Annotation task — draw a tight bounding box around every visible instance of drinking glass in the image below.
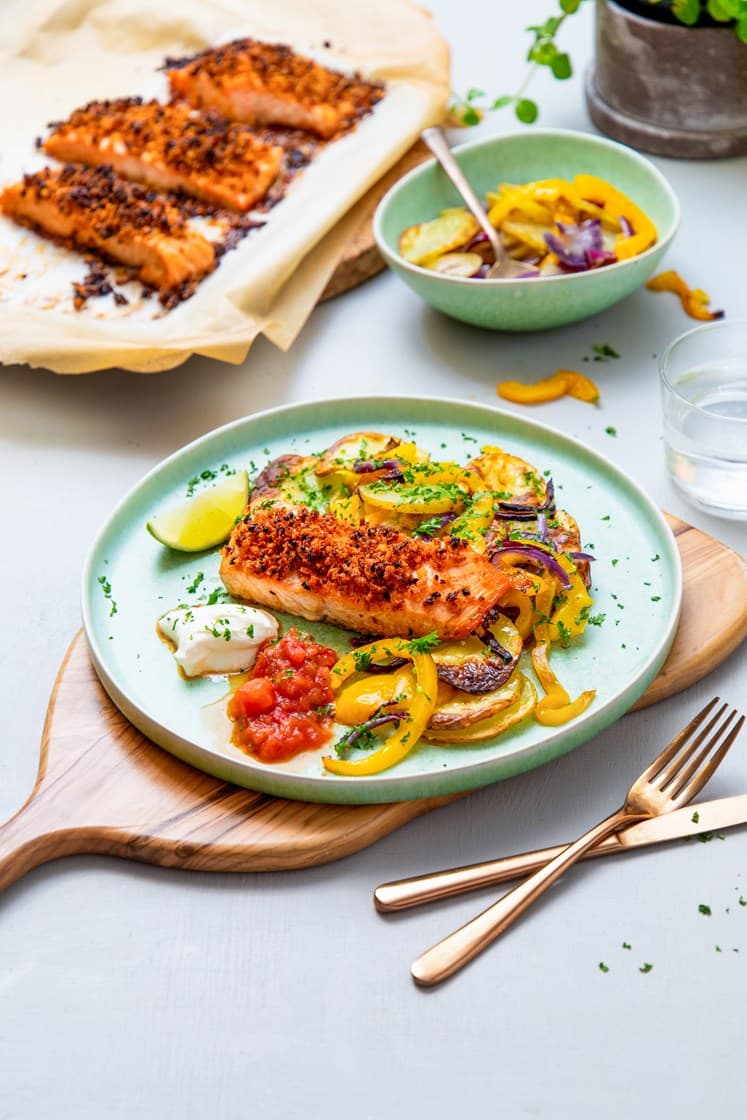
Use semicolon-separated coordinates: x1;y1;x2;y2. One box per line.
660;321;747;520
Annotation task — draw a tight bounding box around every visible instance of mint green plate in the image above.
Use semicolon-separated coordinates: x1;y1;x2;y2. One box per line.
373;129;680;331
82;397;681;805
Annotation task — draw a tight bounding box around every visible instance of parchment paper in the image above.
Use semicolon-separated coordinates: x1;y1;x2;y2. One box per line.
0;0;449;373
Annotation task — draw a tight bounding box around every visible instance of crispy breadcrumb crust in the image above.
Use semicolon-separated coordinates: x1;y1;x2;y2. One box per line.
167;38;384;137
45;98;282;211
223;506;514;613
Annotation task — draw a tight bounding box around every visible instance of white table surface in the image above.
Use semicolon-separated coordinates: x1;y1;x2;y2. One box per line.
1;3;746;1117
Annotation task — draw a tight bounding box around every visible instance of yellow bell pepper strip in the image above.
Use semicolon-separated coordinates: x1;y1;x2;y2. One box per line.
498;372;570;405
334;667;414;726
448;491;496;551
645;270;724;322
546;555;594;646
573;174;656;260
500;588;535;639
497;370;599;406
531;639;596;726
323;637;438;776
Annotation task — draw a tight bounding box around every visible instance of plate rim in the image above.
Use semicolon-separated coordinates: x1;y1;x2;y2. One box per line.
81;394;683;804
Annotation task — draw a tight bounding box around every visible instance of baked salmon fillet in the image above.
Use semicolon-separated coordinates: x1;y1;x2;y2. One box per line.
0;164;216;301
220;506;522;640
167;38;384;140
44;98;282;213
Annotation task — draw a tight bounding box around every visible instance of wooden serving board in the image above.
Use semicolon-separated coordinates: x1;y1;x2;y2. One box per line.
1;515;745;893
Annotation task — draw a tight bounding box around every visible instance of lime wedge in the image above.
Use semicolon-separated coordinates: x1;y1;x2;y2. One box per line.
146;470;249;552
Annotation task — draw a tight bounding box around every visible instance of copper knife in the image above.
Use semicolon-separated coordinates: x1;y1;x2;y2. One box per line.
374;794;747;912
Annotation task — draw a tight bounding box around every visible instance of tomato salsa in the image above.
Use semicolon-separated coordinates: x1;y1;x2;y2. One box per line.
227;629;337;762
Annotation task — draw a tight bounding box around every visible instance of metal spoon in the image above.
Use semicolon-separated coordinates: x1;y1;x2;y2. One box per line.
421;127;528;279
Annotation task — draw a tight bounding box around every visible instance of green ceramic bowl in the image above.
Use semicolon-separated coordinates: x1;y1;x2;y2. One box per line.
373;129;680;331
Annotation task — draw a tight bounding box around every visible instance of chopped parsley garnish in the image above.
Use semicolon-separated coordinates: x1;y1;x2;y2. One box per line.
622;942;631;950
651;554;660;562
413;515;447;539
605;426;617;437
591;343;620;362
352;649;373;672
186;571;204;594
408;632;440;654
97;575;118;618
691;811;700;824
206;588;230;606
246;624;254;638
698;903;712;916
598;962;609;973
557;619;572;648
639;963;653;974
651;595;661;602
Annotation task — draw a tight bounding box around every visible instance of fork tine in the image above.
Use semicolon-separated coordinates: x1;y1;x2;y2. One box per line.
662;709;738;796
654;702;730;790
668;713;745;806
638;697;720;783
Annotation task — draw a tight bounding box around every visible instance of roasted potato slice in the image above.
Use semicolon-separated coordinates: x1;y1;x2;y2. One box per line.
432;615;522;694
314;432;400;477
423;673;537;743
251;454;316;507
399;208;479;267
469;445;548;505
427;674;522;730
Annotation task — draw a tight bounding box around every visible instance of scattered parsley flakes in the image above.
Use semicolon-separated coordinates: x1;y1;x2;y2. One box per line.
698;903;712;916
739;897;746;907
97;575;118;618
587;612;606;627
651;595;661;602
651;553;660;562
407;632;440;654
611;558;619;566
591;343;620;362
186;571;204;594
598;962;609;973
605;426;617;437
601;514;610;521
639;963;653;974
715;945;722;953
622;942;631;950
691;811;700;824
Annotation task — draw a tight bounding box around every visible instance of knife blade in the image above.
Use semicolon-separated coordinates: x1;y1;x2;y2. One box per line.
373;794;747;912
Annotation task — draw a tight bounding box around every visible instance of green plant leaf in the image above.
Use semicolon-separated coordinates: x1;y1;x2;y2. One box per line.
491;95;515;109
737;13;747;40
672;0;702;24
515;98;539;124
528;40;558;65
460;106;482;126
466;87;485;101
551;51;573;78
560;0;582;12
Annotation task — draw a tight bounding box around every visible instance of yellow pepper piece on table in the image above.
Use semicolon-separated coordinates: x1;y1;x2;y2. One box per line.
323;638;438;776
645;270;724;321
497;370;599;406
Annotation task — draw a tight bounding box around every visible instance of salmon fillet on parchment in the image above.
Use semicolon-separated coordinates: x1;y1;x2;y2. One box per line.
167;38;384;140
45;99;282;213
1;165;216;300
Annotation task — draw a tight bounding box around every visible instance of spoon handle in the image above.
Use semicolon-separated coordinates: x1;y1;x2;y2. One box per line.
421;126;504;258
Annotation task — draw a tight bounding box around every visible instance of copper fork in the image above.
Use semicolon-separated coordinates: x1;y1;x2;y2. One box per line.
411;698;743;987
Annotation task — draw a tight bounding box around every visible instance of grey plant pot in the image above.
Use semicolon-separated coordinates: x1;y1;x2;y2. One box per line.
585;0;747;158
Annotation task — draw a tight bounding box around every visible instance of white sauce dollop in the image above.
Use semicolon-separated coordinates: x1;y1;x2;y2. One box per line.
158;604;278;678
